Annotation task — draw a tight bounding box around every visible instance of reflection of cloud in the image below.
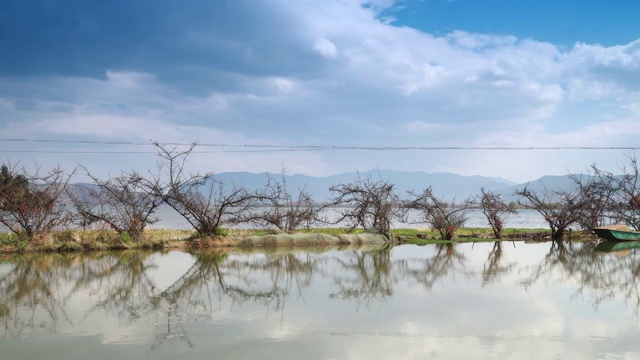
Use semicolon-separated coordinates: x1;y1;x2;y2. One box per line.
0;264;11;278
101;326;149;345
145;251;197;291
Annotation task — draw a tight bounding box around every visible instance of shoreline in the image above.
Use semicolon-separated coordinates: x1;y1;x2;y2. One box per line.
0;227;599;254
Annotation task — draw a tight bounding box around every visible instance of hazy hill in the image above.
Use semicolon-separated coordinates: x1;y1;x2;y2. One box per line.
65;171;601;204
212;170;515;202
58;182;99;204
496;174;592;202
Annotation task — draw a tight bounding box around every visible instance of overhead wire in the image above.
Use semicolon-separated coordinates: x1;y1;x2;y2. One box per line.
0;138;638;153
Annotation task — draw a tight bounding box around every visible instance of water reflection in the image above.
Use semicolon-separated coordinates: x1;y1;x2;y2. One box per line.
396;243;470;294
518;241;640;310
482;242;517;286
2;242;640;358
329;246;394;307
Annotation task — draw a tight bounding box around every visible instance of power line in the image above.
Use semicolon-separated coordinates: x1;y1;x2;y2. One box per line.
0;148;333;154
0;138;638;152
0;139;169;146
1;147;639;155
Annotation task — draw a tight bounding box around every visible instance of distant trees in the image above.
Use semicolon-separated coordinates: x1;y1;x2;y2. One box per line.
0;163;74;238
69;168;164;242
328;175;399;236
476;188;516;239
406;187;471;240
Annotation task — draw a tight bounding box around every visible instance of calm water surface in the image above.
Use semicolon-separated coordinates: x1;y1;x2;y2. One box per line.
2;242;640;359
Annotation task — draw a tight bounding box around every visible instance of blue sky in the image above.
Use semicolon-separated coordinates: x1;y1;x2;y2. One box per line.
1;0;640;183
391;1;640;47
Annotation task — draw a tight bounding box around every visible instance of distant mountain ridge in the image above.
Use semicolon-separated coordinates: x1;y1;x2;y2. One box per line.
495;175;590;202
65;171;596;203
211;170;516;201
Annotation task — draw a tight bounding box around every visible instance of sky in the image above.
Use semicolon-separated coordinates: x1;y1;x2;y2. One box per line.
1;0;640;183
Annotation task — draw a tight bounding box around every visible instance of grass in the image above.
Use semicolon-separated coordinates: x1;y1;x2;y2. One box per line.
0;229;173;253
391;227;595;244
0;226;598;254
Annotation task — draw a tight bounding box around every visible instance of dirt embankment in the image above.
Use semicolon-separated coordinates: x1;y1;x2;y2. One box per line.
168;232;391;250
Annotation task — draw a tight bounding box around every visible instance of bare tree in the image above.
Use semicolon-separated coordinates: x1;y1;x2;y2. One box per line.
69;168;164;242
515;185;584;240
327;175;399;236
576;155;640;230
248;173;319;232
0;162;74;239
406;187;471;240
476;188;516;239
614;156;640;229
152;143;258;237
570;171;618;230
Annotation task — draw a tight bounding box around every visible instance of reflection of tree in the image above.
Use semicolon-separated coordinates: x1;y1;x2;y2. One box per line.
152;251;316;312
520;241;640;311
150;303;195;350
482;242;516;287
329;246;395;308
520;241;582;289
78;252;157;319
398;244;468;291
0;249;327;348
145;250;322;349
0;254;85;337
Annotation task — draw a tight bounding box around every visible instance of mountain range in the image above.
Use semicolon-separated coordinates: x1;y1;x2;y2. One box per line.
66;170;588;203
213;170;515;201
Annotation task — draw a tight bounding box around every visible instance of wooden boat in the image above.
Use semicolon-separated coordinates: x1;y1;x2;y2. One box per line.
593;225;640;241
594;240;640;254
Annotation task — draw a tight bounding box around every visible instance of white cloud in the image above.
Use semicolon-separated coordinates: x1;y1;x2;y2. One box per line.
2;1;640;183
567;78;616;100
313;37;338;58
270;77;298;93
447;30;518;50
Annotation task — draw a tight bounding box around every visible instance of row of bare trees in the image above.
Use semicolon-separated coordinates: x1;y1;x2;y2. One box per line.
512;155;640;239
0;152;513;243
3;143;640;243
0;144;321;243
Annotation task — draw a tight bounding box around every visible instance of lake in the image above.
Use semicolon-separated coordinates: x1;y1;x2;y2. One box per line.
1;242;639;359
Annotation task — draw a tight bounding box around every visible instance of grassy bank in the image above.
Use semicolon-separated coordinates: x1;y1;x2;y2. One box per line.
395;227;599;245
0;228;390;253
0;227;599;254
